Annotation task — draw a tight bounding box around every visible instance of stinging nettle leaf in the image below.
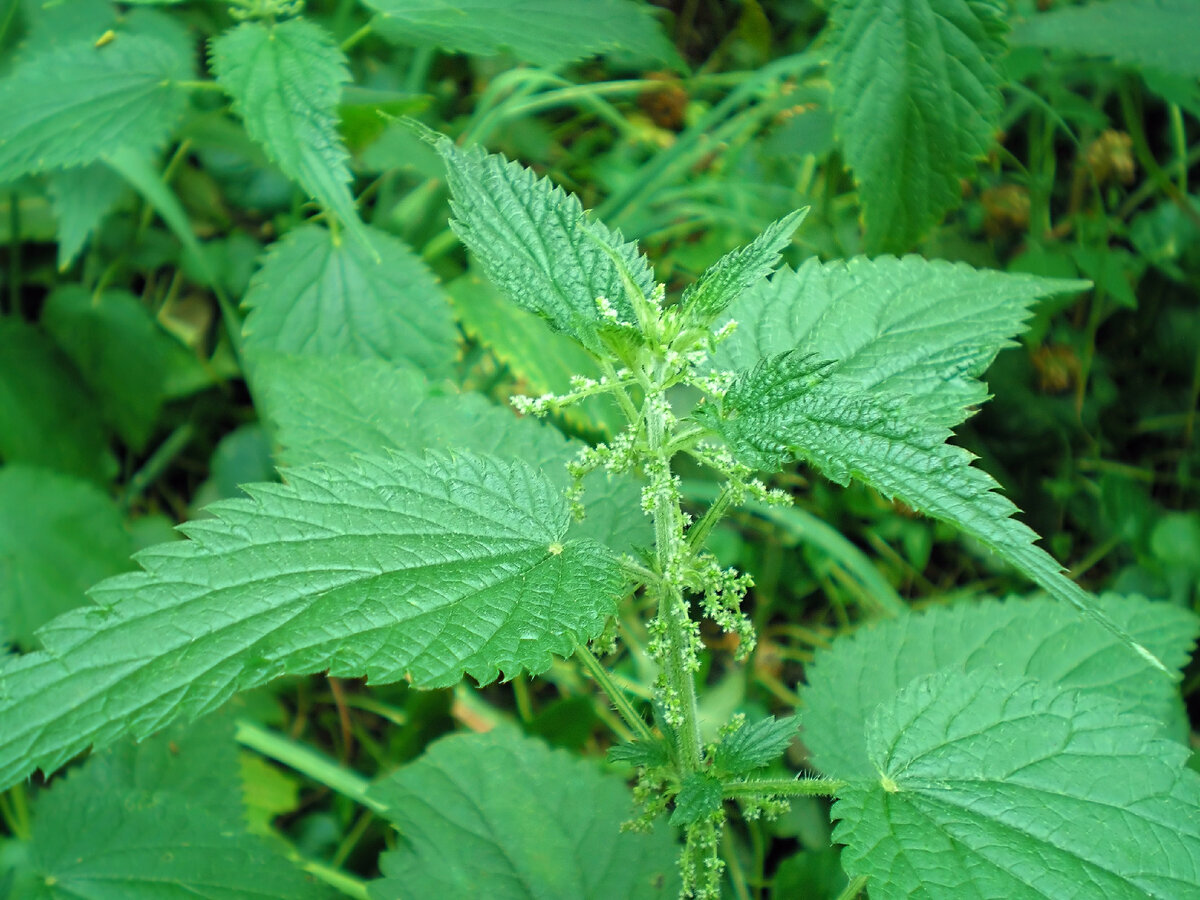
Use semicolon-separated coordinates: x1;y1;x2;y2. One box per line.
241;223;458;379
833;667;1200;899
680;208;807;325
430;133;657;354
1012;0;1200;80
10;713;332;899
368;728;680;898
828;0;1007;250
0;452;624;792
0;318;115;484
250;352;651;556
0;465;134;648
800;594;1200;782
46;163;128;269
713;715;799;775
701;258;1164;670
670;772;724;826
211;19;370;249
363;0;682;70
0;33;192;183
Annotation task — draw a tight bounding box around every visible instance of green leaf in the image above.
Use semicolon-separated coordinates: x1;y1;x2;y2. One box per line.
432;134;657;354
834;667;1200;899
448;271;624;435
0;452;623;791
707;352;1164;670
211;19;368;247
608;737;670;768
680;209;807;325
1012;0;1200;79
9;713;331;899
828;0;1007;250
701;259;1162;668
366;728;680;899
713;715;799;775
364;0;681;70
42;286;210;450
241;223;457;379
46;163;127;269
713;257;1086;428
0;465;134;648
801;594;1199;782
251;352;650;555
0;319;114;483
0;33;191;183
670;773;724;826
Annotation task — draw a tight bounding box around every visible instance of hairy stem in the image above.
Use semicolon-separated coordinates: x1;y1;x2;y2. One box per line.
575;643;656;743
643;373;704;773
722;777;845;799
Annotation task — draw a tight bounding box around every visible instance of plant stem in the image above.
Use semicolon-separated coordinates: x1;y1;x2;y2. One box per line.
340;21;372;53
643;371;704;772
303;858;370;899
120;421;195;509
574;643;656;743
722;777;844;799
235;718;380;813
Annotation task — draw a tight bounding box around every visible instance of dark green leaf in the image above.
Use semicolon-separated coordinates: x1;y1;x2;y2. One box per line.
713;715;799;775
367;728;679;899
670;773;724;826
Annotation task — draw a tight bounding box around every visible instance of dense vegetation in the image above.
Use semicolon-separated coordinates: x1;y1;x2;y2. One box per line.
1;0;1198;897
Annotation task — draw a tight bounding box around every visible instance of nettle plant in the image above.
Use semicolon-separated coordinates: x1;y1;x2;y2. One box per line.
2;1;1200;897
4;124;1200;896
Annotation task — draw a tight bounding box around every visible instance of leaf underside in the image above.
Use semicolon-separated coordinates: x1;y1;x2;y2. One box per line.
829;0;1007;250
0;452;623;792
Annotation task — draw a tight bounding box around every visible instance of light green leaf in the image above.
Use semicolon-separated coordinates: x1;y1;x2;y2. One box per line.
42;286;210;449
705;351;1165;670
834;668;1200;899
700;258;1157;666
670;773;724;826
607;737;670;768
0;465;133;648
713;258;1086;426
713;715;799;775
828;0;1007;250
0;33;191;183
9;713;331;899
0;319;114;483
46;163;127;269
801;594;1198;782
211;19;367;247
1012;0;1200;79
251;352;650;555
448;271;624;435
0;452;623;791
366;728;680;899
433;134;656;354
242;223;457;379
680;209;806;325
365;0;680;69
